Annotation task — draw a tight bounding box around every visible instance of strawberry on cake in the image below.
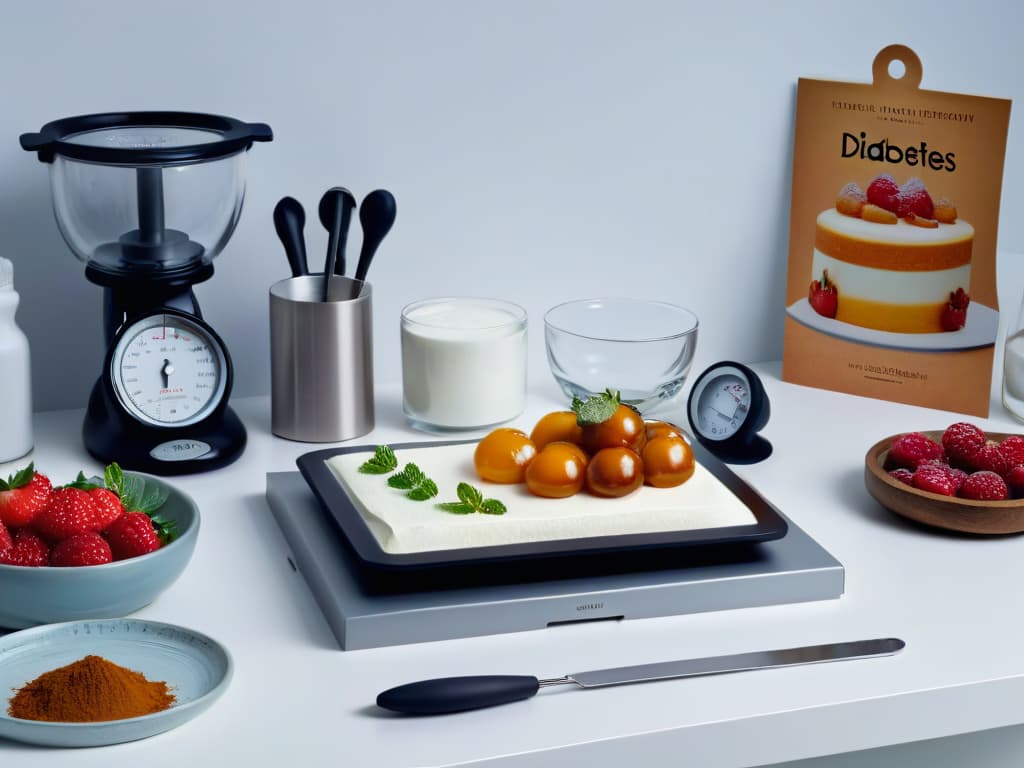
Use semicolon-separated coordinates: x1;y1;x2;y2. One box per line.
808;174;974;334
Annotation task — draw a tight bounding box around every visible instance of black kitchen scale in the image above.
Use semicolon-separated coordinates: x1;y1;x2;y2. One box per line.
21;112;273;474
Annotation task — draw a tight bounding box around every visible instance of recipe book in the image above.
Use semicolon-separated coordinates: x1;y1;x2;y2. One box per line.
782;44;1012;416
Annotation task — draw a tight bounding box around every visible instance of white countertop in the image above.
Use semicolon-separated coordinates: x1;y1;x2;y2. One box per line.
4;364;1024;767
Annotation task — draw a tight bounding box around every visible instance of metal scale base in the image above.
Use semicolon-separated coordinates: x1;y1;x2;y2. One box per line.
266;472;845;651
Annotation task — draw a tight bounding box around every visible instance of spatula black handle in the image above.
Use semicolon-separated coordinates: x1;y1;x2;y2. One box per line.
376;675;540;715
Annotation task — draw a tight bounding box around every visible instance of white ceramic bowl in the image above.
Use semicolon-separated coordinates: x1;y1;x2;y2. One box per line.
544;298;699;414
0;474;199;629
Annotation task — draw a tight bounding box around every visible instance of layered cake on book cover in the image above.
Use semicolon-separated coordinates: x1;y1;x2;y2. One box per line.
808;174;973;334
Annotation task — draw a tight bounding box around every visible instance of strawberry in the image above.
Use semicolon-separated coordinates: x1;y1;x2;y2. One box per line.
809;269;838;318
32;487;97;542
0;530;49;566
888;468;914;486
886;432;945;470
0;464;52;529
999;436;1024;469
866;174;900;213
896;177;934;219
942;422;986;467
940;288;969;332
88;488;124;531
959;471;1008;501
911;463;960;496
51;531;113;567
965;441;1011;476
104;511;163;561
0;521;12;554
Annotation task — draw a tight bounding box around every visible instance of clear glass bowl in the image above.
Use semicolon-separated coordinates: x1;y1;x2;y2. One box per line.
544;298;699;414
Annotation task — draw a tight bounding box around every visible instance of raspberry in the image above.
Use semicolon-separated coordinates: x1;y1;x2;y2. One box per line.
959;471;1009;501
965;441;1011;476
1000;436;1024;469
896;177;934;219
888;468;914;486
886;432;945;470
942;423;987;467
866;174;900;212
911;463;959;496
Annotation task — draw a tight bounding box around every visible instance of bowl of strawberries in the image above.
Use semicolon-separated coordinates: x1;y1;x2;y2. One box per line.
865;422;1024;534
0;462;199;628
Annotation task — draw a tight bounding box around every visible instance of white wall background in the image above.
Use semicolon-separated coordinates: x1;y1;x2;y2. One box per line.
1;0;1022;411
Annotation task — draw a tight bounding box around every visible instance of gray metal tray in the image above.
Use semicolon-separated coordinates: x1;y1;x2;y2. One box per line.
266;471;844;650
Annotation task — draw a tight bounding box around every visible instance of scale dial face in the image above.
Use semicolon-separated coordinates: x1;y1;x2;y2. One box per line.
109;313;229;428
688;365;753;441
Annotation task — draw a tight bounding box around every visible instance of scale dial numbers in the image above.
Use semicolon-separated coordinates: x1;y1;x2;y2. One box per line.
109;313;228;428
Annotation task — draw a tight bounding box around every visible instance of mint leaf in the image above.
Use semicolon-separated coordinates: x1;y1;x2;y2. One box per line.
571;388;621;426
479;498;507;515
436;502;475;514
407;479;438;501
456;482;483;509
358;445;398;474
387;473;415;490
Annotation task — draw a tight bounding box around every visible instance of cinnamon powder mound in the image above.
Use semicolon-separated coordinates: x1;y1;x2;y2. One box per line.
8;654;175;722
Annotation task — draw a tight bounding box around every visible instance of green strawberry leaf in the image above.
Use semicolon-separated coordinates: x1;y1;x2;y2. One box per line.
0;463;34;491
149;513;178;545
136;483;170;515
436;502;475;515
64;470;102;491
571;388;621;426
104;463;125;497
358;445;398;475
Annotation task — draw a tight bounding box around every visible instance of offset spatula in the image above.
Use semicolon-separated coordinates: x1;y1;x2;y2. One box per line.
377;637;905;715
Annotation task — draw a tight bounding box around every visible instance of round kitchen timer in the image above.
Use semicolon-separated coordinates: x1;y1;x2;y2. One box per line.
687;361;772;464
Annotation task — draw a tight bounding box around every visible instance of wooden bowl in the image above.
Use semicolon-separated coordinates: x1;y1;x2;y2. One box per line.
864;431;1024;535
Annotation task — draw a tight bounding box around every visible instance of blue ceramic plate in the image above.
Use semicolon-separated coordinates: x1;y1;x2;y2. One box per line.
0;619;231;748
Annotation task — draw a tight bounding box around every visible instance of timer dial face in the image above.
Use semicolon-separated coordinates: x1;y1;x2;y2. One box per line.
689;366;752;441
110;313;228;428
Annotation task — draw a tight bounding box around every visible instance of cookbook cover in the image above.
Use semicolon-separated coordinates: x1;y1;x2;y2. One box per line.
782;45;1011;416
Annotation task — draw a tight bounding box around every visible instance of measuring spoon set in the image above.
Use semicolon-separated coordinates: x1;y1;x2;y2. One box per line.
273;187;396;300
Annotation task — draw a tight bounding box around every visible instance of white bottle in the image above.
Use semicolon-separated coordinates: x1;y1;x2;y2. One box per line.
0;258;33;463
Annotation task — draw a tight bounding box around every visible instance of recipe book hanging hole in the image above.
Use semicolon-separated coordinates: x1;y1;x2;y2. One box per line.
872;44;922;91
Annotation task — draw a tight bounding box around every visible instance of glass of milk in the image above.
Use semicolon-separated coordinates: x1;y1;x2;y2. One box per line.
401;297;527;431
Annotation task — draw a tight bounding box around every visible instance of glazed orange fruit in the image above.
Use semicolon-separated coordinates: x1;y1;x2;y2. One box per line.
529;411;583;452
473;428;538;484
525;441;588;498
580;404;647;455
641;436;695;488
586;447;644;498
645;420;686;442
